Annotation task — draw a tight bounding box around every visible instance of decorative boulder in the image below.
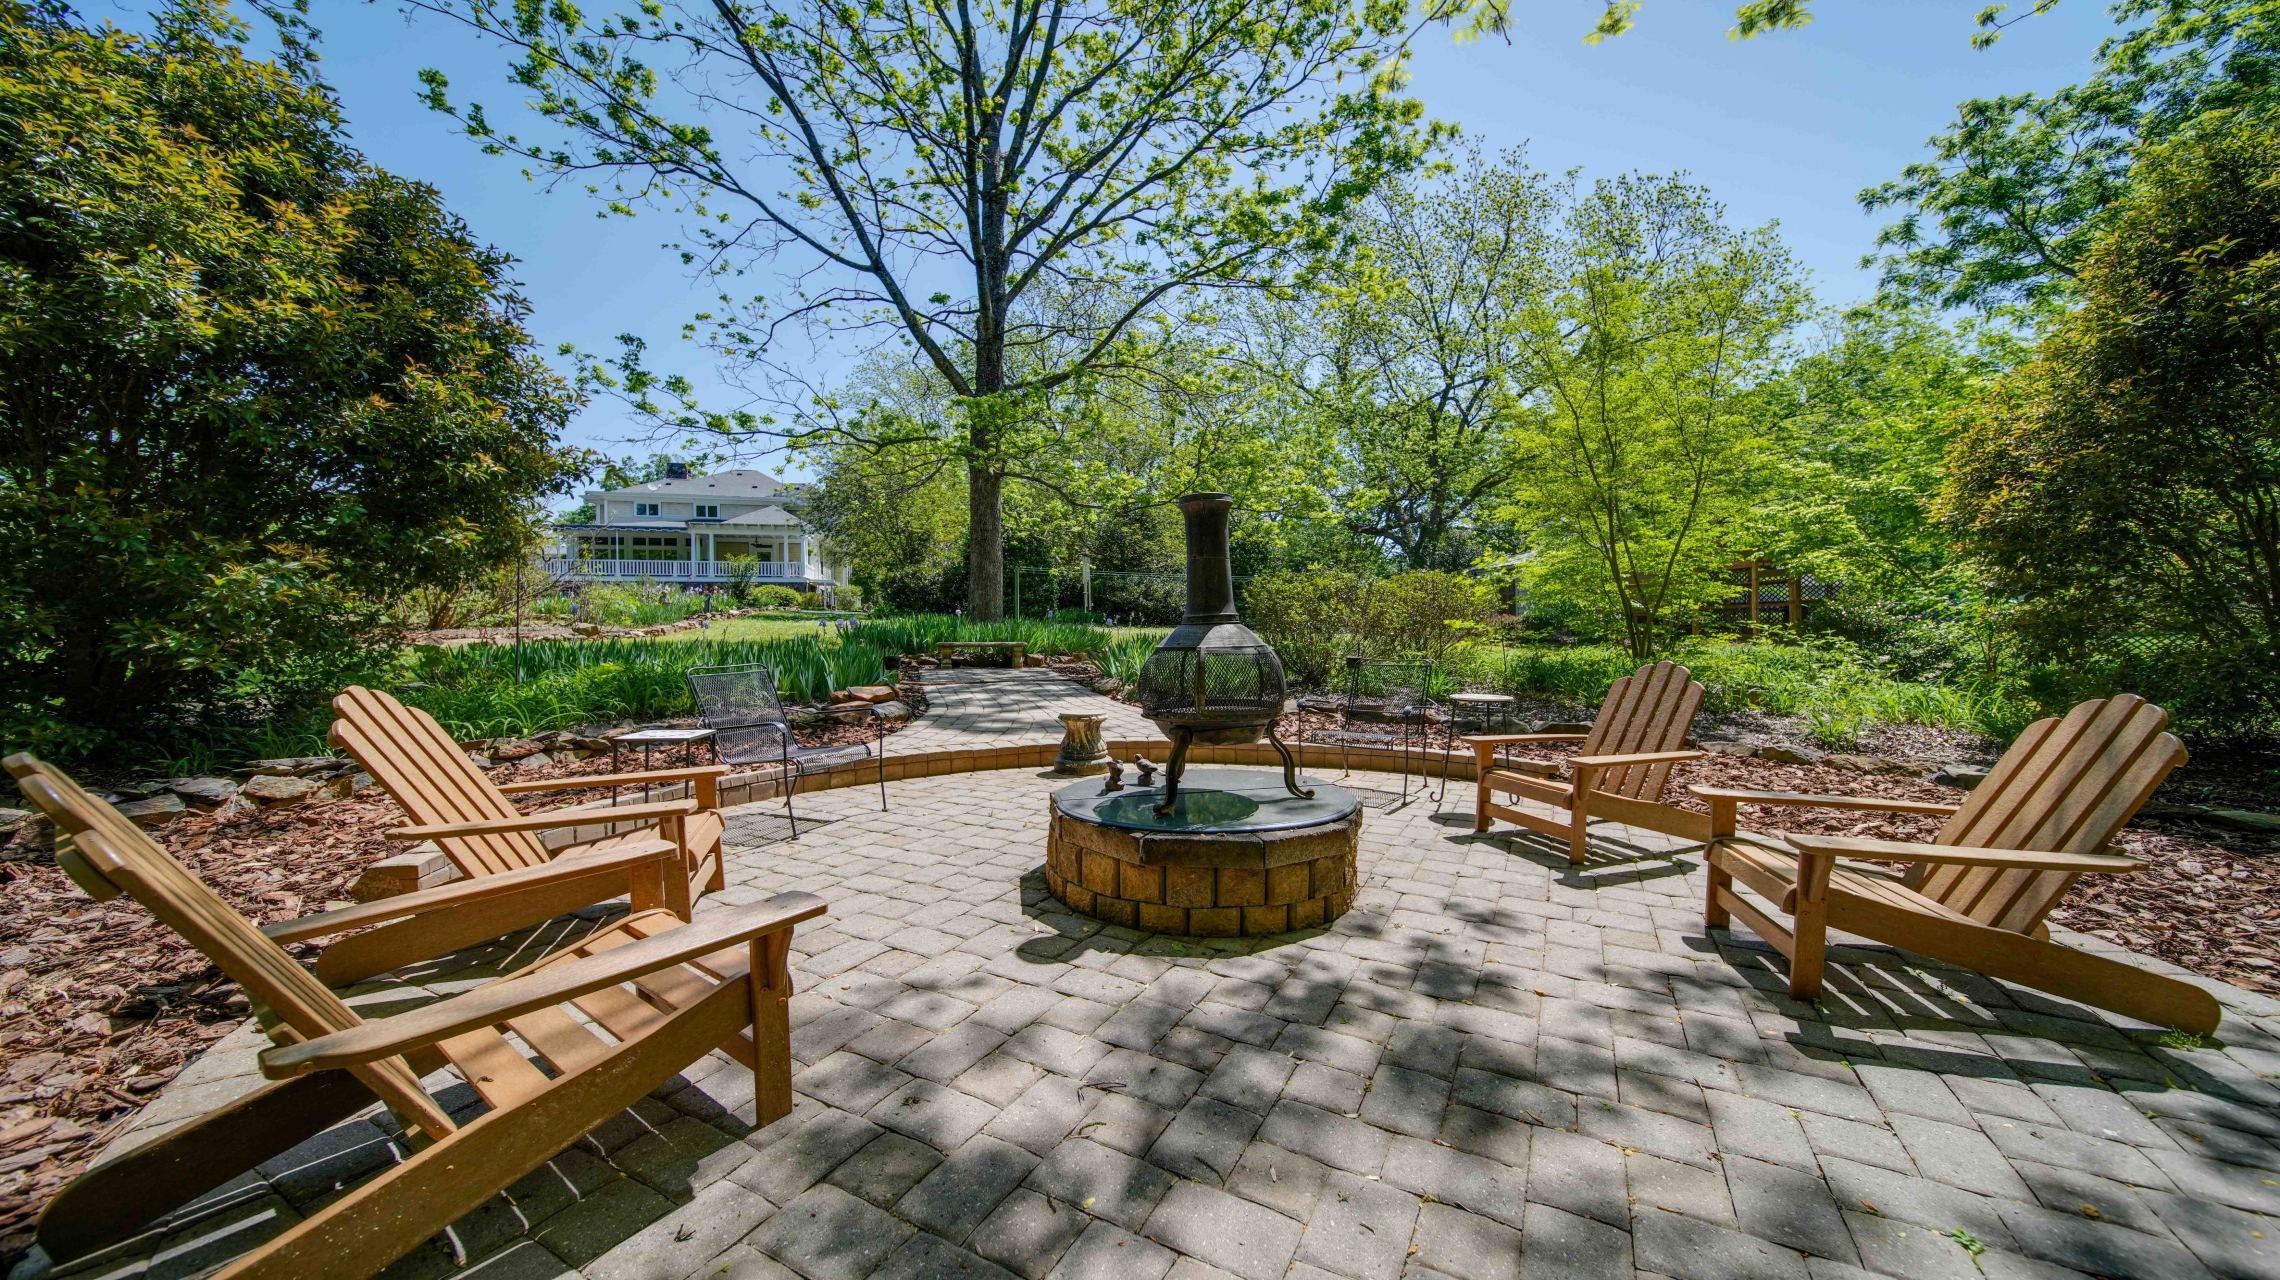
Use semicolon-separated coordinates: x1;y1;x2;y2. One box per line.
1825;753;1916;777
242;757;334;777
1931;764;1990;791
1755;744;1826;766
166;776;240;805
486;738;545;761
115;795;188;828
1698;740;1757;758
874;700;913;722
241;775;320;805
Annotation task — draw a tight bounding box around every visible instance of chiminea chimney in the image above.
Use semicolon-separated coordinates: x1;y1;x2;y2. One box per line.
1132;494;1311;813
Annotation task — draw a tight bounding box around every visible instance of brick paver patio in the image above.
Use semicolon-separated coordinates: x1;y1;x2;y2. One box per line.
886;668;1157;759
44;761;2280;1280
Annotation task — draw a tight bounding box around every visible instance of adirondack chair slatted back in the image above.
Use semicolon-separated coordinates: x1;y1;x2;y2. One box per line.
331;686;551;877
2;753;455;1138
1922;695;2186;934
1576;662;1706;801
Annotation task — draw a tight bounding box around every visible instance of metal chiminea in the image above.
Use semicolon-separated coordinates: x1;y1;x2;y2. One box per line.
1134;493;1313;813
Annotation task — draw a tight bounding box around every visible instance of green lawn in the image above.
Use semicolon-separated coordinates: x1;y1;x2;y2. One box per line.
658;615;847;643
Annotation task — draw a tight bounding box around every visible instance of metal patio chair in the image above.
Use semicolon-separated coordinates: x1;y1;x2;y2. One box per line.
686;663;888;837
1294;656;1450;807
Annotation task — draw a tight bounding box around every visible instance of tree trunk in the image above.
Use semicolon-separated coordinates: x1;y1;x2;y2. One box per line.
967;464;1005;620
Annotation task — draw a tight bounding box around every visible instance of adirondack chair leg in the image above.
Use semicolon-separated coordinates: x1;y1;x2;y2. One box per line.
1704;857;1732;929
1788;901;1829;999
36;1070;381;1264
750;930;796;1126
1566;794;1591;866
1474;772;1493;834
216;978;759;1280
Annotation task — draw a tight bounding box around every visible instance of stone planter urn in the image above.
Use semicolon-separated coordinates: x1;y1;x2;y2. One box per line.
1052;712;1111;776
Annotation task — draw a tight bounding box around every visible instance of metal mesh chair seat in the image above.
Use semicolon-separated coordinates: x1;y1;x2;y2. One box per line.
687;663;887;835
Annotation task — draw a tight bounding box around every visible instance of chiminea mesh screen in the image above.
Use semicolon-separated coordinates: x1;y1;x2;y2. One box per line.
1135;632;1287;725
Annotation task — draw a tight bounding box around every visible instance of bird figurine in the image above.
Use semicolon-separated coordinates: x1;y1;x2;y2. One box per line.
1133;755;1159;786
1101;758;1125;793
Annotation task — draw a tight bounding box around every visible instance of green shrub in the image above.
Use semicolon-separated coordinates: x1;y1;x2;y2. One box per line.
1243;570;1361;688
747;585;804;610
1362;572;1494;662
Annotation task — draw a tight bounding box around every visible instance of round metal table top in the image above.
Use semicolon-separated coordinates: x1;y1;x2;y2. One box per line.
1051;767;1360;834
1448;692;1517;704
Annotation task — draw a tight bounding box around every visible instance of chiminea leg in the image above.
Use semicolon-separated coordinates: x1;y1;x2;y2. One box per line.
1153;733;1192;816
1268;728;1316;801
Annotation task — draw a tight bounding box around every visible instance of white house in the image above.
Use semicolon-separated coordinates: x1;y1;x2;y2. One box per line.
547;465;848;587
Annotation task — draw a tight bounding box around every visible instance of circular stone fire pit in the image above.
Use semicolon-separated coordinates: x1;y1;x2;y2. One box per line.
1044;767;1361;936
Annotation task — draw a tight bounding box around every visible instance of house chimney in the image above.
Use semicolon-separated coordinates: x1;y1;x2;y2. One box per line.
664;461;690;480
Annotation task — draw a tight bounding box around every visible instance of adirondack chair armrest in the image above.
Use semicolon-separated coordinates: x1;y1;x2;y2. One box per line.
384;799;697;842
1571;749;1703;770
258;891;830;1078
1467;734;1586;765
495;764;734;795
258;839;681;945
1687;785;1962;838
1784;833;2146;874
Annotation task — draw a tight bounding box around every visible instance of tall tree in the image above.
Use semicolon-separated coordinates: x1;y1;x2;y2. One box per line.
1862;0;2280;312
1495;174;1805;659
1245;148;1554;570
0;0;581;757
411;0;1439;617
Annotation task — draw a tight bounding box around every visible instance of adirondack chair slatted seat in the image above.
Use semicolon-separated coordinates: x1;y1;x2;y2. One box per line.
5;752;825;1276
325;686;730;984
1468;661;1709;864
1696;694;2220;1034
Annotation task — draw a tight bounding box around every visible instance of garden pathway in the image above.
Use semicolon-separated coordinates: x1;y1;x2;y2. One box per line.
41;766;2280;1280
885;667;1156;758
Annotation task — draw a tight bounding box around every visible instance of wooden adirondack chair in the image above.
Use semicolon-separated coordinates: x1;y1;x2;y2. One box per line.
1468;661;1709;864
323;685;731;985
5;751;824;1276
1695;694;2219;1034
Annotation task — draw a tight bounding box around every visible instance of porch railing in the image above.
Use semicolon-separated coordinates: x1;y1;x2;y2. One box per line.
543;557;806;582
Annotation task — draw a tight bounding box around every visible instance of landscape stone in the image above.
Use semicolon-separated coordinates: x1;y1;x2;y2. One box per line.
1699;739;1757;757
240;774;320;805
114;794;188;827
1931;763;1990;790
165;776;240;805
486;737;546;761
1755;744;1826;766
1824;753;1914;776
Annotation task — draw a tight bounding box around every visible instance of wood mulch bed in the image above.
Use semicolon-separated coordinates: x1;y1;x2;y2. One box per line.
0;720;900;1264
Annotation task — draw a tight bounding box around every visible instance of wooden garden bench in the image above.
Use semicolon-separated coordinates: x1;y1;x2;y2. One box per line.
4;752;824;1275
1467;661;1709;864
935;639;1026;667
1697;693;2219;1034
322;686;730;984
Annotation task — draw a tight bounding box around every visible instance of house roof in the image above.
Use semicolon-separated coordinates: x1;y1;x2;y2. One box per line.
592;468;793;500
710;506;803;529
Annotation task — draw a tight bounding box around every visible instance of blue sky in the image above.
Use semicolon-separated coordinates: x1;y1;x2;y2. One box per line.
106;0;2119;471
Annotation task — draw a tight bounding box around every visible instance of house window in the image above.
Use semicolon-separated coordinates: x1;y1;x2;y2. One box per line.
694;504;719;519
635;501;661;516
625;535;683;561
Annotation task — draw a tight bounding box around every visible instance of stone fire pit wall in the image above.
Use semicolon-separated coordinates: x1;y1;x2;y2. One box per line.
1044;803;1359;936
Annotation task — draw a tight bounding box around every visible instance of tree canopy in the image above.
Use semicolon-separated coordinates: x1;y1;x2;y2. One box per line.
1941;108;2280;724
0;0;582;756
